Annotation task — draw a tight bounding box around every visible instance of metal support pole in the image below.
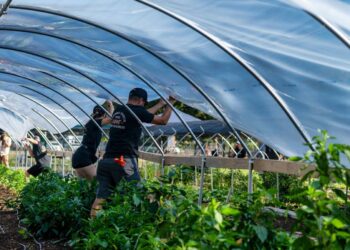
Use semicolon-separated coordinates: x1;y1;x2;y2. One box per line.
0;0;12;17
0;22;212;199
160;157;165;176
0;45;165;159
33;126;56;151
137;0;314;151
0;70;109;139
226;170;235;203
210;168;214;191
276;173;280;201
17;91;81;144
31;108;73;151
62;153;65;176
198;159;206;206
248;158;254;195
8;6;251;158
0;27;206;167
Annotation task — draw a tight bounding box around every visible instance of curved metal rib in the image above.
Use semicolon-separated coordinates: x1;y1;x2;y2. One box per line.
0;45;164;156
300;6;350;49
0;70;109;138
16;88;81;144
136;0;314;152
0;0;12;17
30;107;73;151
9;5;247;158
0;27;206;160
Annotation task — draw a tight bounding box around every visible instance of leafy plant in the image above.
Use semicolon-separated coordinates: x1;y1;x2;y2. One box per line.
291;130;350;249
71;177;290;249
0;165;26;193
19;172;96;239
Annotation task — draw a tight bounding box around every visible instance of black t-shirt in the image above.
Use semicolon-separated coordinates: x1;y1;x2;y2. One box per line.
104;104;154;158
265;146;279;160
234;146;247;159
81;118;103;155
33;142;50;165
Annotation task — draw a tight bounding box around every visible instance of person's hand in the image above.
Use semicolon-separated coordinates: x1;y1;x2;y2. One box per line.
158;98;166;106
105;100;113;108
168;96;176;105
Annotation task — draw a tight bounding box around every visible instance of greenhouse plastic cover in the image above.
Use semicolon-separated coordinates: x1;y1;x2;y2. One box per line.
0;0;349;158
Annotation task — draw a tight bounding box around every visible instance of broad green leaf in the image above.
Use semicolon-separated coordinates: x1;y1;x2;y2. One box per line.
133;194;141;206
289;156;303;162
253;225;268;243
221;206;240;216
345;150;350;162
331;218;346;229
214;210;223;224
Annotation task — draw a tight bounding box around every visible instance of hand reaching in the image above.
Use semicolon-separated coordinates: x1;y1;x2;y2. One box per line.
168;96;176;105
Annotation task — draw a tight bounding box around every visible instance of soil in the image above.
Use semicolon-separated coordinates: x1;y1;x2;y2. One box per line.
0;185;70;250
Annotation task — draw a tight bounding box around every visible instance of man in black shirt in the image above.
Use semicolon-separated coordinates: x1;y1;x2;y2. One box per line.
24;136;51;177
91;88;175;217
233;142;247;159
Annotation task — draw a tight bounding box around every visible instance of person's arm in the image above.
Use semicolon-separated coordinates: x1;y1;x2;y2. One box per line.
151;97;176;125
25;138;39;145
101;100;114;125
147;99;166;114
4;138;11;147
105;100;114;115
25;143;34;157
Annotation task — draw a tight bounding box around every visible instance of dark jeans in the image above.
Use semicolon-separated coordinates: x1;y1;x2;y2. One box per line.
96;157;140;199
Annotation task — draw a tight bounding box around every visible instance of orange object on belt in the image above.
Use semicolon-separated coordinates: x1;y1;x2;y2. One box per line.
114;155;126;167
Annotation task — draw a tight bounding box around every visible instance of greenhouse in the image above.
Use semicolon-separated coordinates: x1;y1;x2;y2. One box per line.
0;0;349;249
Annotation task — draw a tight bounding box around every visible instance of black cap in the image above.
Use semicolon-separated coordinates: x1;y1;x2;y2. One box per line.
92;105;106;117
129;88;148;104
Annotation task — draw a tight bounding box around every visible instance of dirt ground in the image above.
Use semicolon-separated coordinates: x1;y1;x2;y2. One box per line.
0;185;70;250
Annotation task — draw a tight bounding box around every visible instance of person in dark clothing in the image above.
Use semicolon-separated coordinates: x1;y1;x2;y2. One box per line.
265;145;280;160
72;100;114;180
24;136;52;177
233;142;247;159
91;88;175;217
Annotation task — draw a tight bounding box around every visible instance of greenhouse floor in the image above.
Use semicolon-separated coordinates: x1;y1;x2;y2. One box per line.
0;185;68;250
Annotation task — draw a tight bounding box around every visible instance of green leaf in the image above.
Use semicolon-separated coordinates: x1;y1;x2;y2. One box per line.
345;150;350;162
292;236;314;249
221;206;240;216
214;210;223;224
289;156;303;162
331;218;346;229
133;194;141;206
253;225;268;243
337;231;350;238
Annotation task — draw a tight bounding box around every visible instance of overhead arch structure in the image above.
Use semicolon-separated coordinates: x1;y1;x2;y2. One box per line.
0;0;349;161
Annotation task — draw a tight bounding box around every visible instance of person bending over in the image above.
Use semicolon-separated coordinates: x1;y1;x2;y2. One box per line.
91;88;175;217
72;100;114;180
24;136;51;177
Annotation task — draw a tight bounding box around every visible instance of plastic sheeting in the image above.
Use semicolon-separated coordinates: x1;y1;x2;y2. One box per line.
148;120;228;137
0;0;348;158
0;95;33;140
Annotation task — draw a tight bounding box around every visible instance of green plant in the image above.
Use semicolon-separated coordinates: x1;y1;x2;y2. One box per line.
291;130;350;249
0;165;26;193
19;172;96;239
261;172;306;206
71;176;291;250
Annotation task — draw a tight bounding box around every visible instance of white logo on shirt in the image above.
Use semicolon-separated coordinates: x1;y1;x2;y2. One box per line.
111;112;126;129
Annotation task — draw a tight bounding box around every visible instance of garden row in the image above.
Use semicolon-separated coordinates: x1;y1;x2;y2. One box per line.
1;132;349;249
